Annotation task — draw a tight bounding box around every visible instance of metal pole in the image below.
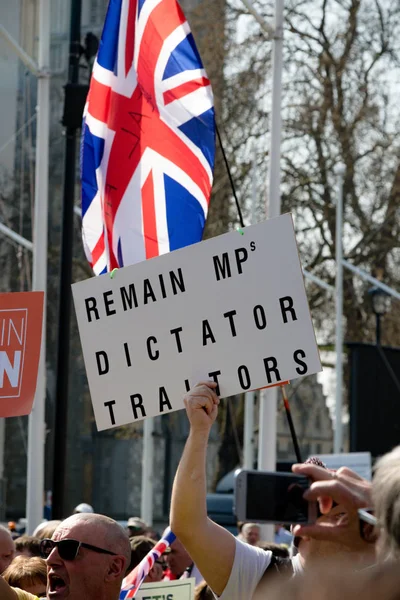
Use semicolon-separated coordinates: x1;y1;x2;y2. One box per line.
244;392;255;469
141;418;154;526
0;419;4;481
0;24;40;76
0;222;33;251
0;418;5;521
303;269;334;293
26;0;50;534
342;260;400;302
266;0;284;218
334;163;345;454
244;147;257;469
376;314;381;346
52;0;82;519
258;0;284;542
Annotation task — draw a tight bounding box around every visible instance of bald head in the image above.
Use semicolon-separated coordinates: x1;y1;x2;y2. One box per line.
242;523;260;546
47;514;131;600
0;526;15;574
53;513;131;564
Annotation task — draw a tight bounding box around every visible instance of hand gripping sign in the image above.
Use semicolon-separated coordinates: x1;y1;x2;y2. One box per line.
0;292;44;417
72;214;322;431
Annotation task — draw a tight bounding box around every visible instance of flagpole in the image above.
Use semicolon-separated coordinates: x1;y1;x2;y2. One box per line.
334;163;345;453
26;0;51;534
0;418;5;521
258;0;284;542
141;418;154;525
244;146;258;469
52;0;82;519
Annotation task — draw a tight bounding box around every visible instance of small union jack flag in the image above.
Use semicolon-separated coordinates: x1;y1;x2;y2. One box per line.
119;528;176;599
81;0;215;275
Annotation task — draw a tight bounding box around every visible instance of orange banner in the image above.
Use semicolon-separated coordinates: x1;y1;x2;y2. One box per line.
0;292;44;417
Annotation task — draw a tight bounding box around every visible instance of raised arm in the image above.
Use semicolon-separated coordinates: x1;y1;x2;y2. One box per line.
170;382;236;597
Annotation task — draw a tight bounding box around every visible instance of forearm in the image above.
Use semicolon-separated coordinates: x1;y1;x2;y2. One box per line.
170;426;235;596
170;428;209;537
171;384;235;596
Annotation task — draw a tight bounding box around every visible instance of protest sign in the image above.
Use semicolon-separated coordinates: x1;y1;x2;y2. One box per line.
72;214;322;430
0;291;44;417
135;578;195;600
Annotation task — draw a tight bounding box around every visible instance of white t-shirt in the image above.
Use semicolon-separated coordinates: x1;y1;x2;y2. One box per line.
213;538;272;600
213;539;304;599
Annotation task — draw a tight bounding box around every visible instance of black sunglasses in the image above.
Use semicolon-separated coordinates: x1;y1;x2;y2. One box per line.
40;538;118;561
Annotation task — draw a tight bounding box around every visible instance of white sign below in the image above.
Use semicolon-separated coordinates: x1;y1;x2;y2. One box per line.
72;214;321;430
135;578;195;600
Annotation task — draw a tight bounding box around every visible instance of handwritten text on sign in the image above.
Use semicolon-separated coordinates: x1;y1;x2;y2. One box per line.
72;214;321;430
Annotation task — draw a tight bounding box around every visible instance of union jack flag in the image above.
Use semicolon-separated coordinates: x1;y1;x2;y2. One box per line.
81;0;215;275
119;528;176;599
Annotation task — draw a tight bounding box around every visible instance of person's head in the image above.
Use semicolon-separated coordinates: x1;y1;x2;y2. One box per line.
15;535;42;557
42;513;131;600
33;521;63;540
258;541;290;559
373;445;400;560
146;528;161;542
0;525;15;573
73;503;94;515
165;537;192;577
241;523;260;546
3;555;47;597
194;581;214;600
126;536;163;583
126;517;148;538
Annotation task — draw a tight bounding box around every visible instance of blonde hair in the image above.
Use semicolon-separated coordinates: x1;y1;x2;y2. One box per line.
373;445;400;558
3;555;47;590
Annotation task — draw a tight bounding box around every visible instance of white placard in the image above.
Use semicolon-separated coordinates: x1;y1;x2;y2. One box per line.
135;578;195;600
314;452;372;480
72;214;321;430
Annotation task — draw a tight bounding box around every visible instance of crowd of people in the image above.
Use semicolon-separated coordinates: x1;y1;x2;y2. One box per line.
0;380;400;599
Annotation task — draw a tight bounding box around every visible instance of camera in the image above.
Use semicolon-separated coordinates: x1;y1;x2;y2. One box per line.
234;469;317;525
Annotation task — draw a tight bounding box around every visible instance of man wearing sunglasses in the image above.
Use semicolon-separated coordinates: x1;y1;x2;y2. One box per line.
1;513;131;600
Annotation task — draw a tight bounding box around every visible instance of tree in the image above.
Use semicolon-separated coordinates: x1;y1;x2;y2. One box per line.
201;0;400;476
282;0;400;346
220;0;400;346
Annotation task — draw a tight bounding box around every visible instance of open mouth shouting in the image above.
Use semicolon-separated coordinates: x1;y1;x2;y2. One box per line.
48;573;68;598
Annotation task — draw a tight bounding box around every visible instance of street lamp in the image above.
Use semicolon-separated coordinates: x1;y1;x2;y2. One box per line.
368;287;392;345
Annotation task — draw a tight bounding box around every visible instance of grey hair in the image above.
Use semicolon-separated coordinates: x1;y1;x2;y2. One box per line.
372;445;400;558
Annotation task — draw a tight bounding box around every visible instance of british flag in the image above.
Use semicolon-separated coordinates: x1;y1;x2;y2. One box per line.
81;0;215;275
119;528;176;599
